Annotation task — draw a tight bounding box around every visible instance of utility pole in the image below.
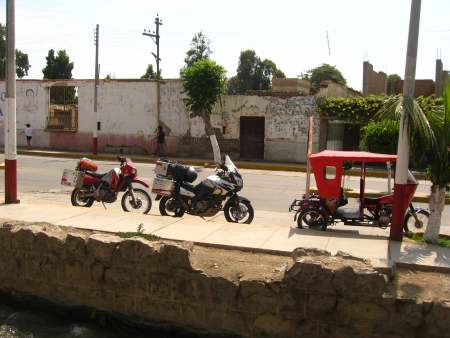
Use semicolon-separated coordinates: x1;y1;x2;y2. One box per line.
390;0;422;241
92;24;100;155
142;15;162;126
305;114;314;198
4;0;19;204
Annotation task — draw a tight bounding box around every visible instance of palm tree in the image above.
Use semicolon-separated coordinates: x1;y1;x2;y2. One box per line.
423;84;450;242
375;86;449;243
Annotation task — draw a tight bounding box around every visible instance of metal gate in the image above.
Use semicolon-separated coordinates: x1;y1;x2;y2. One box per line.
240;117;265;159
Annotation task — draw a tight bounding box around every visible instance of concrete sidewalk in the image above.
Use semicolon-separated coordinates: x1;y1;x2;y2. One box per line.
1;197;449;272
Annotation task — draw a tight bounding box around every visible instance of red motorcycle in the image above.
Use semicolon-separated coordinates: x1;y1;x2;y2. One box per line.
62;157;152;213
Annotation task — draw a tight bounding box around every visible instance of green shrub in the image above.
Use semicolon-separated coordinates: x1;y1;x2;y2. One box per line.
361;120;399;154
316;95;443;124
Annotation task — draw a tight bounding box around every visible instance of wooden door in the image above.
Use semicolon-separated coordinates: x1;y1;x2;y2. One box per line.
240;117;265;159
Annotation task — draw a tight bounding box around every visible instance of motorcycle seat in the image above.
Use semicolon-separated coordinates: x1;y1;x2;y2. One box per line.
87;171;105;179
364;197;379;205
181;182;200;193
335;207;361;220
181;182;205;195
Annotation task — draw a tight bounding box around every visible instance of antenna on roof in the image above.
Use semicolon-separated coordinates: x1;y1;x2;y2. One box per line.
326;30;331;56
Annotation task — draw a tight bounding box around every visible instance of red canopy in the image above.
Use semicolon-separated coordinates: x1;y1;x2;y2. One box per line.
309;150;397;163
309;151;396;198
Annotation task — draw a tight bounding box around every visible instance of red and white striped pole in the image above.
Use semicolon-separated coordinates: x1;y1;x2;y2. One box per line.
92;24;99;155
4;0;19;204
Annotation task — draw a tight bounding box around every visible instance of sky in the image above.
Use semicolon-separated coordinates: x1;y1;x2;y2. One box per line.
0;0;449;91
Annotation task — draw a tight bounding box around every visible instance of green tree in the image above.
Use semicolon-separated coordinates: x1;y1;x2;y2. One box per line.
228;49;285;94
0;23;31;79
387;74;402;95
375;89;449;243
423;84;450;242
42;49;75;104
184;31;212;67
180;59;226;163
141;64;160;79
42;49;74;79
302;63;346;93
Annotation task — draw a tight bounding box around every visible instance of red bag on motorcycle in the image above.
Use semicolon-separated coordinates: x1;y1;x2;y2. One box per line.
78;158;98;172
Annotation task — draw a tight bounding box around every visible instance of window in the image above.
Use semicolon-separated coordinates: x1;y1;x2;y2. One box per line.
324;166;336;180
46;86;78;131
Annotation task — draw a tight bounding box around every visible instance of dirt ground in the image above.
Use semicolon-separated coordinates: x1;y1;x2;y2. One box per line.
191;245;293;283
387;267;450;302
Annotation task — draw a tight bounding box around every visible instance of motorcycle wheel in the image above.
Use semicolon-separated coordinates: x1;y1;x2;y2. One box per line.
297;208;327;231
159;196;185;217
404;209;430;233
71;188;94;207
121;188;152;214
224;200;254;224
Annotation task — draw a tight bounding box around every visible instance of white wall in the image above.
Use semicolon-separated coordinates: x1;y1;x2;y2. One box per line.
0;79;319;162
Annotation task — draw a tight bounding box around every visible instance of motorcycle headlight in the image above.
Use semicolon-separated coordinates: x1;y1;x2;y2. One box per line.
235;175;243;188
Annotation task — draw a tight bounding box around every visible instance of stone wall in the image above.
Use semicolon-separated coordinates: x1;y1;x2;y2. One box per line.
272;78;310;95
0;223;449;338
362;61;387;96
390;79;435;97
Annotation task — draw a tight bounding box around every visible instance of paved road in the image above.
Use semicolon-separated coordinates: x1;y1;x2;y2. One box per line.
1;155;449;228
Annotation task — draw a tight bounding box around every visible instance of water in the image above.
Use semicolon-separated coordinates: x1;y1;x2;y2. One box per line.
0;303;184;338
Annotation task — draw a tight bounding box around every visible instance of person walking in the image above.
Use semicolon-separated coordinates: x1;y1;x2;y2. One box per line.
25;124;33;149
155;125;166;157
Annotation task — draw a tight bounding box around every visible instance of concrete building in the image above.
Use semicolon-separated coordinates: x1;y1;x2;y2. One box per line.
0;79;319;163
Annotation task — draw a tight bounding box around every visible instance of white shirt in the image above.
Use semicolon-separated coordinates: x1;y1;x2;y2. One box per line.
25;127;32;137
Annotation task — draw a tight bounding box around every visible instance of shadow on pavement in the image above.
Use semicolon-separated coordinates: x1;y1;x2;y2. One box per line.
390;240;450;267
288;226;388;241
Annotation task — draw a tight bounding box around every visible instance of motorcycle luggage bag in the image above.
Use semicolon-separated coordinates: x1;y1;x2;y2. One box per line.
152;177;175;196
78;158;98;172
167;163;197;182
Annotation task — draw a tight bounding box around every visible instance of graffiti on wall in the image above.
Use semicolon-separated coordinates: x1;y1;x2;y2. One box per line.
24;88;38;112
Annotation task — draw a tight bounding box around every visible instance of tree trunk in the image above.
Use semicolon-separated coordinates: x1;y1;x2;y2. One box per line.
202;113;221;164
423;184;446;243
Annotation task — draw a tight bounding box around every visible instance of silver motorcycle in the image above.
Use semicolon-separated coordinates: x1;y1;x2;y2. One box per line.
152;155;254;224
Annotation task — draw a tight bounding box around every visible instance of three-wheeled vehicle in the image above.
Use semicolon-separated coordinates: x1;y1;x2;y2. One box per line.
289;150;429;232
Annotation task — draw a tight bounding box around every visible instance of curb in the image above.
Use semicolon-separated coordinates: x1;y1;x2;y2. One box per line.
16;149;429;179
18;149;309;172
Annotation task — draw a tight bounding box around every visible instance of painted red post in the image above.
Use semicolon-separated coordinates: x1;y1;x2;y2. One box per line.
4;0;19;204
390;0;422;241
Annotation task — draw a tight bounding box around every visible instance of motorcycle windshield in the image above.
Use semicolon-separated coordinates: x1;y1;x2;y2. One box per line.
224;155;238;173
